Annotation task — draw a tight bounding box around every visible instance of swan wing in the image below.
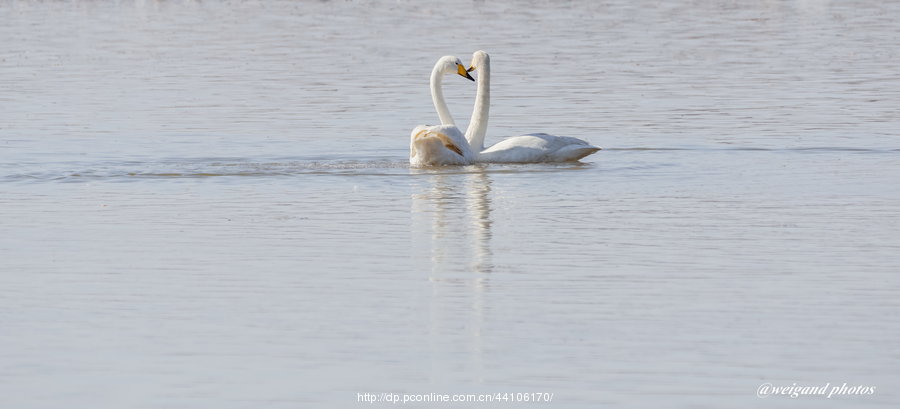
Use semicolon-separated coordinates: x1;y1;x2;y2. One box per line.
477;133;600;163
409;124;475;166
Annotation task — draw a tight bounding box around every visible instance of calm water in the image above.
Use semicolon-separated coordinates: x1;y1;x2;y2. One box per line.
2;1;900;408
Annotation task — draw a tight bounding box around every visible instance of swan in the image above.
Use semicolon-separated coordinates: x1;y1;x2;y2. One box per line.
465;50;601;163
409;56;478;167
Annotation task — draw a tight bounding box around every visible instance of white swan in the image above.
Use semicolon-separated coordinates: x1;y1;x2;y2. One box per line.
465;50;601;163
409;56;478;167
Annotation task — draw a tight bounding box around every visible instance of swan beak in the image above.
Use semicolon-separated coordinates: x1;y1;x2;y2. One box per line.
457;64;475;81
467;66;475;72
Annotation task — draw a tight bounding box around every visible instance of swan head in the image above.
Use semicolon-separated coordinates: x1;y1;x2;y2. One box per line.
467;50;489;73
409;125;472;166
438;56;475;81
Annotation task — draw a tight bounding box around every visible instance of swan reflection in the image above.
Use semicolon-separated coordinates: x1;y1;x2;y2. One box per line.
410;166;493;382
411;166;493;275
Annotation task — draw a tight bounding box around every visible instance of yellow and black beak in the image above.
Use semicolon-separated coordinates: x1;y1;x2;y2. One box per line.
467;65;475;72
457;64;475;81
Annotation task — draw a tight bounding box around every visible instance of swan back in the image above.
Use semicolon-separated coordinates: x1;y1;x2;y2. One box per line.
476;133;601;163
409;124;476;166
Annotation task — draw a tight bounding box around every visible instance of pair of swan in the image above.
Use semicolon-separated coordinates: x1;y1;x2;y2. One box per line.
409;51;601;166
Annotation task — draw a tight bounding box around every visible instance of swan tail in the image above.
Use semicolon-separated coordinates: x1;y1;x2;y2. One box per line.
553;144;602;162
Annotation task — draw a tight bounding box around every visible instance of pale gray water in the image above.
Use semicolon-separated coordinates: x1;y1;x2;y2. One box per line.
2;0;900;408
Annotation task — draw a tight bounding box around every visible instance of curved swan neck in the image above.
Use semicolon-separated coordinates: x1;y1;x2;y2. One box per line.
466;55;490;151
431;63;455;126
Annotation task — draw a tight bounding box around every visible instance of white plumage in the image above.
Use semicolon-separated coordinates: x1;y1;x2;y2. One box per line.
409;52;600;166
465;50;601;163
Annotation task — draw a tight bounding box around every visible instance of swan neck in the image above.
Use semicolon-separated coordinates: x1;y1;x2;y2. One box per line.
431;65;455;126
466;58;490;151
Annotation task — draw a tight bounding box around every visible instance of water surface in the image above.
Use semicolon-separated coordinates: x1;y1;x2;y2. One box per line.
2;1;899;408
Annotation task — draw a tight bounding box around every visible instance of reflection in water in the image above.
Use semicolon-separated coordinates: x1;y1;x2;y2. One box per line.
411;167;494;385
466;170;494;274
411;167;494;275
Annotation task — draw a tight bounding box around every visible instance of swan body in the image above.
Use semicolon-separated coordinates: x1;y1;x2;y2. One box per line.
466;51;601;163
409;56;476;167
409;124;475;166
478;133;601;163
